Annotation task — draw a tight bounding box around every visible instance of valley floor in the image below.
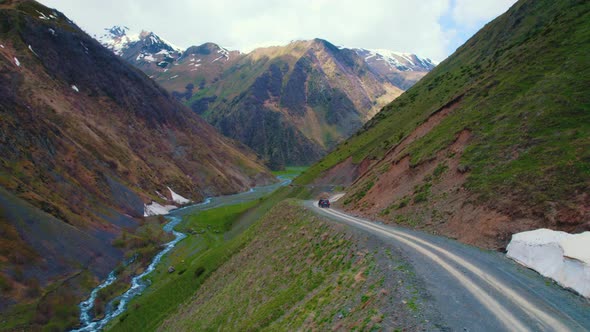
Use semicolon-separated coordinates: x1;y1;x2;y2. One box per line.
155;200;444;331
105;191;444;331
88;178;588;331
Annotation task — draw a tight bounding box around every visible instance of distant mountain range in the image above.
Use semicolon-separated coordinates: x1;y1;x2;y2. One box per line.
354;48;436;90
97;27;436;168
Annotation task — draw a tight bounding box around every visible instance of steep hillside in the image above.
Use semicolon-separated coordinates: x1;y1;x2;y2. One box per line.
299;0;590;249
101;34;436;168
188;39;405;169
0;0;272;327
109;199;441;331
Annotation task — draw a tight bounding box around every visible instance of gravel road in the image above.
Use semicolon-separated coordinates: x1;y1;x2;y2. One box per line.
305;201;590;332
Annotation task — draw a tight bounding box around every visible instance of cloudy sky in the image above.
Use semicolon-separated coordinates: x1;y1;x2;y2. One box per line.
39;0;517;63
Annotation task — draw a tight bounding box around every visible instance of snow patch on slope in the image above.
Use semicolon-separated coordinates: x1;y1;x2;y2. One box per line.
28;45;39;57
143;202;177;217
36;10;53;20
561;233;590;263
507;229;590;298
14;57;20;67
217;46;230;60
168;187;191;205
143;187;191;216
137;53;157;62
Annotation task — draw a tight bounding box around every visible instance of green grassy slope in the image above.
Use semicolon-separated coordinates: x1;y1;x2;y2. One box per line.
153;201;434;331
106;185;306;331
105;179;435;331
298;0;590;215
106;202;259;331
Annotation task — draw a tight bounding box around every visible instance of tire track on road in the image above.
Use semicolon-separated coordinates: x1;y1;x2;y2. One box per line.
312;204;576;331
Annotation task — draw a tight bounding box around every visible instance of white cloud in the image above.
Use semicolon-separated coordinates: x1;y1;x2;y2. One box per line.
452;0;518;28
38;0;516;63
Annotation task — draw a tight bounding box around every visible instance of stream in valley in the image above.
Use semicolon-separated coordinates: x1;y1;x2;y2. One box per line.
72;177;292;331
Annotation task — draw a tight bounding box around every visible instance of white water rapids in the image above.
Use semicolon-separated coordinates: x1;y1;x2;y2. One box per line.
72;198;210;331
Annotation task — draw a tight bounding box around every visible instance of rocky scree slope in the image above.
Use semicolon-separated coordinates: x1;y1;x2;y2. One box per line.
0;0;272;323
299;0;590;250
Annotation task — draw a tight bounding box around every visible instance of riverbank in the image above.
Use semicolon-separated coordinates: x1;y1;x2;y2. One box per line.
106;182;308;330
129;200;438;331
71;170;301;330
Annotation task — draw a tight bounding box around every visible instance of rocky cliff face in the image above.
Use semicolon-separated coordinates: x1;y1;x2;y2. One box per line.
0;0;272;323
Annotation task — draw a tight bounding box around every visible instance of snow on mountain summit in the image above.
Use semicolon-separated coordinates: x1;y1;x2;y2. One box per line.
97;26;181;56
107;25;127;38
137;30;182;53
97;26;183;69
355;48;436;72
96;26;140;55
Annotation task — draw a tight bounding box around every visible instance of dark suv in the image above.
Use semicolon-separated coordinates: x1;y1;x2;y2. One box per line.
318;199;331;208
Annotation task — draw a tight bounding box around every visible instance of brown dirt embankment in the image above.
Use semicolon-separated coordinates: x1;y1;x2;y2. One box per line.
323;96;572;251
343;128;539;250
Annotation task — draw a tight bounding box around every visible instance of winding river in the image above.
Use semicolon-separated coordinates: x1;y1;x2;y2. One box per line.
73;177;292;331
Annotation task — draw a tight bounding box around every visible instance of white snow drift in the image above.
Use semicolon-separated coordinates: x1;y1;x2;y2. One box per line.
167;187;191;205
507;229;590;298
143;201;177;217
143;187;191;216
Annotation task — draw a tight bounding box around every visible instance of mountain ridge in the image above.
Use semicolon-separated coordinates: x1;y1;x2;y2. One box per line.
189;38;405;168
97;27;434;91
97;29;435;168
298;0;590;249
354;48;436;89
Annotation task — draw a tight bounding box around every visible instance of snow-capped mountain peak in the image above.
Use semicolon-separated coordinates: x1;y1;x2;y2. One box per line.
138;31;182;53
97;26;182;68
354;48;436;72
96;25;140;56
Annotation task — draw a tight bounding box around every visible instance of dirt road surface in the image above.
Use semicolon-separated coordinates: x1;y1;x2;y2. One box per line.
306;201;590;331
